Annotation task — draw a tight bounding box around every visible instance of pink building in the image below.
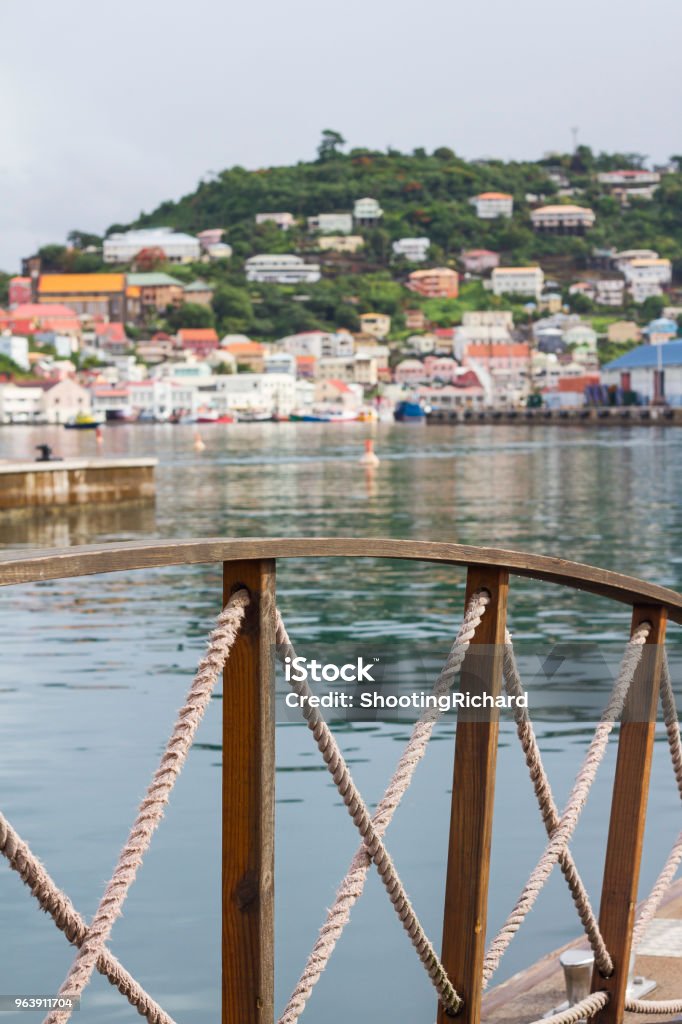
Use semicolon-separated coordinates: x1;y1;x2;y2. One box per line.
9;277;32;307
460;250;500;274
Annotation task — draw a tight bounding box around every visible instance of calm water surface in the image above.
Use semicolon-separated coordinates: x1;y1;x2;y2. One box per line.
0;423;680;1022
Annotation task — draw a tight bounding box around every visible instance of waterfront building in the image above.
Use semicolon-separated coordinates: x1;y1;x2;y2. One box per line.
491;266;544;298
126;379;201;420
255;212;295;230
38;274;127;320
392;237;430;262
307;212;353;234
245;254;321;284
126;273;184;312
103;228;200;264
314;378;362;412
407;267;459;298
316;235;364;253
462;342;530;405
215;372;297;416
395;359;427;385
358;313;391;339
601;340;682;405
0;377;91;424
530;205;595;233
353;197;383;227
471;193;513;219
460;250;500;274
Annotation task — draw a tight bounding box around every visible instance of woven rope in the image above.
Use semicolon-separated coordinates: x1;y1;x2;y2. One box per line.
483;622;651;983
277;591;490;1024
501;633;613;978
42;589;250;1024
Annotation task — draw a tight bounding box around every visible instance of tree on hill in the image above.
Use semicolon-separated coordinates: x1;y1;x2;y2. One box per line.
166;303;215;330
317;129;346;162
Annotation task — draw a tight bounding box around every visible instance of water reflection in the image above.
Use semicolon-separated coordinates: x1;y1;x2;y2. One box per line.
0;499;155;549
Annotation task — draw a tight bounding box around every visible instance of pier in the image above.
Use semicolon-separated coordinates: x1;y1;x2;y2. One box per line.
0;457;157;510
426;406;682;426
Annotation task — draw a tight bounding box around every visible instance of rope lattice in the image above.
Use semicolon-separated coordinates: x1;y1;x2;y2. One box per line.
276;590;490;1024
1;586;681;1024
483;622;651;984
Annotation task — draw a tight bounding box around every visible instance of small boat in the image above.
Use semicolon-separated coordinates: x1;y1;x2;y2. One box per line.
64;413;104;430
356;409;378;422
289;408;356;423
236;410;272;423
394;400;426;422
196;412;235;424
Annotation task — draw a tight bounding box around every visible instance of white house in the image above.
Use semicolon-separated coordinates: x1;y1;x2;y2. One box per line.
530;205;595;233
471;193;513;219
598;170;660;187
392;238;430;262
279;330;354;359
103;227;200;264
264;352;296;375
0;378;91;424
255;212;295;230
613;250;659;271
0;383;44;423
0;334;29;371
307;212;353;234
353;197;383;226
245;254;321;284
214;373;297;416
491;266;544;299
127;379;201;420
622;259;672;303
595;280;625;306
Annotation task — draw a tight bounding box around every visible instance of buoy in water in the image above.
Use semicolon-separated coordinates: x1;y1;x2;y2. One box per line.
193;432;206;452
360;438;379;466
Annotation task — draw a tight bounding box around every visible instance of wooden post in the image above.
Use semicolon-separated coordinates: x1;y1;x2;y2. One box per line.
438;566;509;1024
590;605;667;1024
222;559;276;1024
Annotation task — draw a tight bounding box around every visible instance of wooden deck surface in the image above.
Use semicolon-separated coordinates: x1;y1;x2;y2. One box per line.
482;878;682;1023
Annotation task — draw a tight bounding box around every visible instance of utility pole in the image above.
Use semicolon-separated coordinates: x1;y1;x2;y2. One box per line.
571;126;579;153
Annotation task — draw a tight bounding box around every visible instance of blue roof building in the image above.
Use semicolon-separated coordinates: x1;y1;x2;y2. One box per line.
602;341;682;406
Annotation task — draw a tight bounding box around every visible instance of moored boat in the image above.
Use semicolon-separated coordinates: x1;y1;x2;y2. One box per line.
64;413;104;430
394;399;426;422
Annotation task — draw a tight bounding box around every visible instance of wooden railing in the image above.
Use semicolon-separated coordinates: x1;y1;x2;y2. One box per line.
1;538;680;1024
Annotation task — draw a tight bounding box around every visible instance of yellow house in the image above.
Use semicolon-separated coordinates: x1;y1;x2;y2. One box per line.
317;235;364;254
38;274;128;321
359;312;391;339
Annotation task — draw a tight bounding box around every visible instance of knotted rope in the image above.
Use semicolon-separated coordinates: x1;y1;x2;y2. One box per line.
42;588;251;1024
501;633;613;978
483;621;651;983
277;591;490;1024
529;991;610;1024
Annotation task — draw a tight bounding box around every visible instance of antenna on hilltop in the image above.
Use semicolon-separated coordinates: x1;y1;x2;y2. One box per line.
571;126;579;153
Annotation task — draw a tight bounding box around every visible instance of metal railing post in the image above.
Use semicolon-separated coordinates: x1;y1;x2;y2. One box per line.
222;559;276;1024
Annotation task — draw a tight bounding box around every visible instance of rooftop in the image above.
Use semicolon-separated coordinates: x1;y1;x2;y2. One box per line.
39;274;126;294
476;192;513;200
127;273;184;287
604;341;682;371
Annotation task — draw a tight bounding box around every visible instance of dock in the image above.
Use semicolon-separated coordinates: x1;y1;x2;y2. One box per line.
426;406;682;426
0;457;157;509
483;878;682;1022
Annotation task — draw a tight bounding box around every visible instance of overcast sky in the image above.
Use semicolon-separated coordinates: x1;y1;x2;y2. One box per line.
1;0;680;272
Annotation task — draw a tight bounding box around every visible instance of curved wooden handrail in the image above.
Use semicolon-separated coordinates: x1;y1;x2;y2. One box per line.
0;537;681;623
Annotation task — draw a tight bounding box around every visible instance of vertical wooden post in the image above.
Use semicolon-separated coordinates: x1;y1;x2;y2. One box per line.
590;605;667;1024
438;566;509;1024
222;559;276;1024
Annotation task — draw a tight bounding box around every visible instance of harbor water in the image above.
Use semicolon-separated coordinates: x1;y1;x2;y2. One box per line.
0;422;680;1022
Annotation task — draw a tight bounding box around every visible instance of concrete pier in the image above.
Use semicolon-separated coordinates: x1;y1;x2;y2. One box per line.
426;406;682;426
0;458;157;509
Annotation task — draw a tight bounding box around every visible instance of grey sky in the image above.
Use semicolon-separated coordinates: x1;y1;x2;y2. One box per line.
1;0;680;272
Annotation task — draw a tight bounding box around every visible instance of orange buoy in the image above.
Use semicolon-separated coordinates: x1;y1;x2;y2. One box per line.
193;431;206;452
360;438;379;466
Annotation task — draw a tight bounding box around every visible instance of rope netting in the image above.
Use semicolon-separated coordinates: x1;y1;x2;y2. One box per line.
0;585;680;1024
